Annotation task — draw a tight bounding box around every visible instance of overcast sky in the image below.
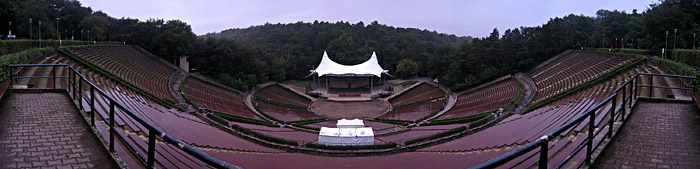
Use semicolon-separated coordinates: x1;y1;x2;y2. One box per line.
79;0;652;37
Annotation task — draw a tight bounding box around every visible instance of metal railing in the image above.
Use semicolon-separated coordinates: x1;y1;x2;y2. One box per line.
9;64;240;169
470;73;696;169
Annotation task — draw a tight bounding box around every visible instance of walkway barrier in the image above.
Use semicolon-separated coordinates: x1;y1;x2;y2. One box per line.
9;64;240;169
469;73;696;169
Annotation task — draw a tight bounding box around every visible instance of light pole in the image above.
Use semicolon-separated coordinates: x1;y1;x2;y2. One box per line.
665;31;669;58
56;18;60;40
38;21;41;48
87;30;90;45
694;33;696;49
80;30;83;41
631;38;633;49
615;38;618;48
674;29;677;49
8;22;11;36
621;38;624;49
29;18;32;40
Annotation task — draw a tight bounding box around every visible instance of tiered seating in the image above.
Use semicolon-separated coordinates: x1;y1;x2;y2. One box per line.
529;52;632;105
255;85;311;106
43;56;283;168
378;99;446;121
439;79;520;119
71;46;175;102
389;83;445;107
419;63;662;167
255;85;319;121
181;77;260;119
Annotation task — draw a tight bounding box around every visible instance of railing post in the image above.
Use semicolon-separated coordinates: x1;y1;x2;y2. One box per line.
147;130;157;168
586;110;594;164
8;66;13;86
78;77;83;110
109;101;115;152
90;86;95;126
539;140;548;169
634;76;638;98
622;85;626;122
649;75;653;98
52;65;56;89
609;94;616;138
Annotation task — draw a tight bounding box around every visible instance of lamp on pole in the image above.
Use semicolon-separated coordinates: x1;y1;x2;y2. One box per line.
8;22;11;36
38;21;41;48
665;31;669;58
29;18;32;40
80;30;83;41
615;38;618;48
621;38;624;49
674;29;677;49
694;33;696;49
56;18;60;40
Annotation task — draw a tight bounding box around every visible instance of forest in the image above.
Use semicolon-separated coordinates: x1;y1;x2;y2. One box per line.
1;0;699;91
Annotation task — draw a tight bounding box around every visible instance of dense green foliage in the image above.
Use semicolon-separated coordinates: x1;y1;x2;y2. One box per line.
3;0;700;92
0;40;120;56
0;47;54;81
666;49;700;68
404;126;467;145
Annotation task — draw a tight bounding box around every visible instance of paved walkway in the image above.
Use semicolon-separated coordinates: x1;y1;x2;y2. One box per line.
0;91;118;169
592;101;700;168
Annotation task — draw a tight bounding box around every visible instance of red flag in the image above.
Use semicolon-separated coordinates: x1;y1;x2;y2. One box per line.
90;37;93;41
622;43;624;49
610;43;613;49
59;34;61;40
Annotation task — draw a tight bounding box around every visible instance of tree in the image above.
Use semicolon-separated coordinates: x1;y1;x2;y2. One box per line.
396;59;420;78
271;57;288;81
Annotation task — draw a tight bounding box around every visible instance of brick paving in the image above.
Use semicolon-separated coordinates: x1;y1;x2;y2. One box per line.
0;91;118;169
592;101;700;168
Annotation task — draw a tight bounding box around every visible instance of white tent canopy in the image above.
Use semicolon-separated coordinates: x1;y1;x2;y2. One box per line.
314;51;386;77
337;119;365;128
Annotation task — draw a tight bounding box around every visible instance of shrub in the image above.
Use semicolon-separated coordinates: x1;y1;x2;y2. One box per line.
0;40;122;56
0;47;55;81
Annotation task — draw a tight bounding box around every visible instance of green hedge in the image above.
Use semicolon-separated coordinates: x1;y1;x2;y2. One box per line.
424;111;493;126
230;123;298;146
58;48;176;108
648;57;700;91
665;49;700;69
289;118;330;125
404;126;467;145
212;111;277;127
368;118;412;125
305;142;397;150
525;57;646;113
587;48;652;56
1;40;122;56
0;47;55;81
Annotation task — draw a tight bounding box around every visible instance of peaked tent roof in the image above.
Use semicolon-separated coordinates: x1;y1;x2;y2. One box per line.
314;51;386;77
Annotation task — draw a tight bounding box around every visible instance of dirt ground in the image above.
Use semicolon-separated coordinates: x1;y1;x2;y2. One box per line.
309;99;390;119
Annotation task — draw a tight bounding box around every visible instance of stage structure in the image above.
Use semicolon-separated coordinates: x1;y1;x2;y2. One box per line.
309;51;391;99
318;119;374;146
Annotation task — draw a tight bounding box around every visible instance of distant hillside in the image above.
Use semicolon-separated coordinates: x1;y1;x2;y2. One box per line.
201;20;471;68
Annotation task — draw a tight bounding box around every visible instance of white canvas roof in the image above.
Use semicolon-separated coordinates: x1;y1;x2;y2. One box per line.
355;127;374;137
339;128;357;137
337;119;364;128
319;127;340;137
314;51;386;77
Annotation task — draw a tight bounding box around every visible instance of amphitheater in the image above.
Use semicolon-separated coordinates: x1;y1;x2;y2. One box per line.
2;44;700;168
